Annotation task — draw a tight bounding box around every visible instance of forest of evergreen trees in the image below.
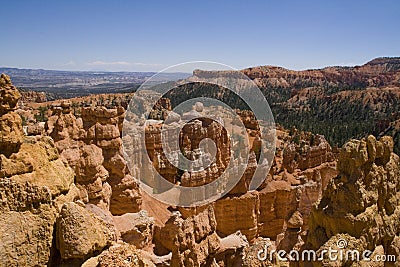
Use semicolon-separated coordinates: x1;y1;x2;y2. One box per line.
160;82;400;154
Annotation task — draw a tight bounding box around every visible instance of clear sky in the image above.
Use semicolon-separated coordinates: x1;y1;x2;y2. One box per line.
1;0;399;72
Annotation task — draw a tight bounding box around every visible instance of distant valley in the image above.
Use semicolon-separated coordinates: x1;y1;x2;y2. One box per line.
0;67;190;99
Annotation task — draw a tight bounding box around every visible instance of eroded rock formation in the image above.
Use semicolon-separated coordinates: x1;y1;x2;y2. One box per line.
144;116;230;187
211;127;337;248
4;70;398;267
46;103;142;214
142;102;338;250
0;75;74;197
306;135;400;265
0;136;74;196
113;210;154;249
153;206;251;266
56;202;117;261
0;180;57;266
0;75;147;266
0;74;24;156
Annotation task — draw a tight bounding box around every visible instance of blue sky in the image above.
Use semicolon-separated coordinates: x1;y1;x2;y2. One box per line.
1;0;399;72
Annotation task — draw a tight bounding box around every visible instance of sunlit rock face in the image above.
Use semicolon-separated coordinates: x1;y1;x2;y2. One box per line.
0;75;74;266
174;122;338;249
0;75;74;198
306;135;400;265
144;116;230;187
0;74;23;156
153;206;221;266
0;180;57;266
46;103;142;214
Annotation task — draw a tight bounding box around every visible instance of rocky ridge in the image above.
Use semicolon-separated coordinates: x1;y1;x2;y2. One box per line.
167;58;400;155
1;72;399;267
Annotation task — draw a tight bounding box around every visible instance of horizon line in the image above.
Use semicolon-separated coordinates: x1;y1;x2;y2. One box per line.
1;56;399;74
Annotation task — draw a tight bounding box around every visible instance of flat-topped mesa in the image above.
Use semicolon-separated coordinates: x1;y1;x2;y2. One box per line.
306;135;400;263
241;57;400;88
192;69;245;79
363;56;400;72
